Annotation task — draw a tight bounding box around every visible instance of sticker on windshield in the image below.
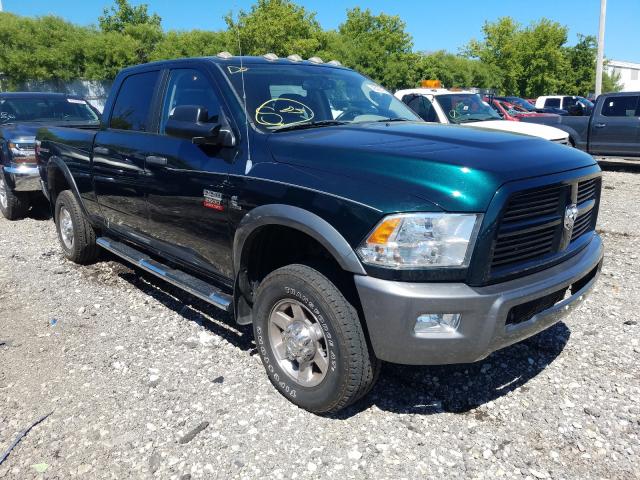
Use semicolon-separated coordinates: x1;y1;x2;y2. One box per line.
364;83;386;94
255;98;314;127
67;98;86;104
227;65;249;74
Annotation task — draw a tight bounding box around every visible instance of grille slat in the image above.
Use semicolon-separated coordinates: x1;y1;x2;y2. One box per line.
491;185;564;269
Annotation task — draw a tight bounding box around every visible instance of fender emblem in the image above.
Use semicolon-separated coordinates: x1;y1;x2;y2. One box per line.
203;189;224;211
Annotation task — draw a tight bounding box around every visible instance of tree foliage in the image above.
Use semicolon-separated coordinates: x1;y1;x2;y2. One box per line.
98;0;161;33
0;1;623;96
225;0;325;58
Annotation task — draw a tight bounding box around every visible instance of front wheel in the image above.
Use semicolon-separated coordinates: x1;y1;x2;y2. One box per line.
252;264;379;414
0;174;30;220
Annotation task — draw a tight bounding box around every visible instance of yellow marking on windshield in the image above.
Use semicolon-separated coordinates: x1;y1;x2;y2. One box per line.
255;98;315;127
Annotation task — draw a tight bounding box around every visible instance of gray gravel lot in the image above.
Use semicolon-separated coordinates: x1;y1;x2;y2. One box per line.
0;170;639;480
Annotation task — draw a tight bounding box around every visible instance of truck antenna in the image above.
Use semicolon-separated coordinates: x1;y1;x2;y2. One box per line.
233;9;252;175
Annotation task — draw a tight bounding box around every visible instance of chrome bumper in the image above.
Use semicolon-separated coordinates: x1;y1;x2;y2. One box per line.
2;165;41;192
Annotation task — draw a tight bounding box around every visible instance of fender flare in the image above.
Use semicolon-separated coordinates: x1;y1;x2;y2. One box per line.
233;204;367;277
46;156;90;218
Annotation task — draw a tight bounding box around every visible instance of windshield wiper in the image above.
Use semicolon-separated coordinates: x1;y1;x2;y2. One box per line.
272;120;348;133
372;118;410;123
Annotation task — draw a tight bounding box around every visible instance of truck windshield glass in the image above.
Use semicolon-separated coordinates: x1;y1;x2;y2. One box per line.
0;97;99;125
434;94;501;124
220;63;420;131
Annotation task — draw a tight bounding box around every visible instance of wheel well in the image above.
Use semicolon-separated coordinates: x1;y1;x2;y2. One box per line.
239;225;359;305
48;166;70;207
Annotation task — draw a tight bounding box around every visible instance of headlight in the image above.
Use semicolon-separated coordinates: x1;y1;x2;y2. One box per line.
8;142;37;164
357;213;481;269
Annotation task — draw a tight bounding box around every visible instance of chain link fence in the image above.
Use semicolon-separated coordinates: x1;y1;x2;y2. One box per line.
0;78;112;112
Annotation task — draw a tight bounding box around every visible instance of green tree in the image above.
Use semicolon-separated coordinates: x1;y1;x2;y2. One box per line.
414;51;501;90
150;30;228;61
561;34;597;95
327;8;415;90
225;0;325;58
99;0;161;32
602;69;623;93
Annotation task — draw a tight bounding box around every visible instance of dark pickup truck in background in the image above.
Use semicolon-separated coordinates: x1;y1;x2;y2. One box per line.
0;92;100;219
521;92;640;158
36;55;603;414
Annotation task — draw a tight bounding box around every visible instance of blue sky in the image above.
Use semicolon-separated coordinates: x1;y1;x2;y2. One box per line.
5;0;639;63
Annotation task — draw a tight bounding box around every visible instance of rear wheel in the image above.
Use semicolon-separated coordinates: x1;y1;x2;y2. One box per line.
252;264;379;414
55;190;98;264
0;175;30;220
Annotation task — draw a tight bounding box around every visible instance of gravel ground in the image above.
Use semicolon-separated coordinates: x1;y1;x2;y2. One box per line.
0;170;639;480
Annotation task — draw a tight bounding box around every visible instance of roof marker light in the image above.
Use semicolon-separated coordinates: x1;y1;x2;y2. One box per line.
287;54;303;62
327;60;342;66
308;56;324;64
263;53;279;61
216;51;233;59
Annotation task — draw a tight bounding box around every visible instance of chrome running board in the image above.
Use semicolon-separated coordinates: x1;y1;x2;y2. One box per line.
97;237;232;312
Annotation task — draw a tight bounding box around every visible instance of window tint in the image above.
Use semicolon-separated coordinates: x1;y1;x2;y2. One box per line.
544;98;561;108
110;71;159;131
160;69;220;134
405;95;436;122
601;96;639;117
564;97;577;108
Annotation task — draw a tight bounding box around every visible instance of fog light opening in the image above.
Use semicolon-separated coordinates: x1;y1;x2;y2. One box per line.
414;313;461;334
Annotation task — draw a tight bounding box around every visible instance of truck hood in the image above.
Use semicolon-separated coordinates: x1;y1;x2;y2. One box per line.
266;121;596;212
463;120;568;141
1;121;99;142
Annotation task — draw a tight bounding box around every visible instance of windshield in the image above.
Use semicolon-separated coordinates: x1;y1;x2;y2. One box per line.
507;97;536;112
0;97;100;125
219;63;420;131
434;93;501;124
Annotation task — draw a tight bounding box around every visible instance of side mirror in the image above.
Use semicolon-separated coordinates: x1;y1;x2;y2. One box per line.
165;105;236;147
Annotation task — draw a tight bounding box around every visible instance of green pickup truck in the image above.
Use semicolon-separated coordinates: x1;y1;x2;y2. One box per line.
36;55;604;414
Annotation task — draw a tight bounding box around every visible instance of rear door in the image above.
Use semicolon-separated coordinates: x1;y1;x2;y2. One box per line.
589;94;640;156
93;69;161;235
143;66;236;280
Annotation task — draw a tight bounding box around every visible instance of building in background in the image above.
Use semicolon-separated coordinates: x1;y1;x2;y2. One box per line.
606;60;640;92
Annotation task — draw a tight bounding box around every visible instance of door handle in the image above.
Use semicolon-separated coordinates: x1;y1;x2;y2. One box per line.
94;146;110;155
145;155;168;166
594;123;607;128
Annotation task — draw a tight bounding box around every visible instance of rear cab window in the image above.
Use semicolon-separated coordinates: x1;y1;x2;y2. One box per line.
110;71;160;131
544;98;561;108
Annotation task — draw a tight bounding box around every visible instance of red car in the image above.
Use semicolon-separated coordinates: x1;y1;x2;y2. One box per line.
484;97;558;122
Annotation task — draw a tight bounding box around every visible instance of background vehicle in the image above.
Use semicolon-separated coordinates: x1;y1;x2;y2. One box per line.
535;95;594;115
37;55;603;414
521;92;640;156
0;92;100;219
485;97;558;122
497;96;568;115
396;89;570;144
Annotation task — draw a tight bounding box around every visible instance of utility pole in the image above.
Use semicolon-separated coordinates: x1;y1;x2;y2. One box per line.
0;0;4;12
595;0;607;97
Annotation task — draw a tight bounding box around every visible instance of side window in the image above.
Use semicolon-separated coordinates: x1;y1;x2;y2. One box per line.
601;96;639;117
405;96;437;122
110;71;159;131
564;97;577;108
545;98;561;108
160;69;221;134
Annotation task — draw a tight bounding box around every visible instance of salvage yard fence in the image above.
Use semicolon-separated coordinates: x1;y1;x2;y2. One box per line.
0;78;112;112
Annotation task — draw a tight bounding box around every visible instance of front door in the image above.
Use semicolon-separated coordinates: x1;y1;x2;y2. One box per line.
143;67;236;281
590;94;640;157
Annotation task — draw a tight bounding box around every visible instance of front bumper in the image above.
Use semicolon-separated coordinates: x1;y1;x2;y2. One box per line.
355;234;604;365
2;164;41;192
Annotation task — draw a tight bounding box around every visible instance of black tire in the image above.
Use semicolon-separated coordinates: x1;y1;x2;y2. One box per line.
0;175;30;220
55;190;98;264
252;264;379;414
